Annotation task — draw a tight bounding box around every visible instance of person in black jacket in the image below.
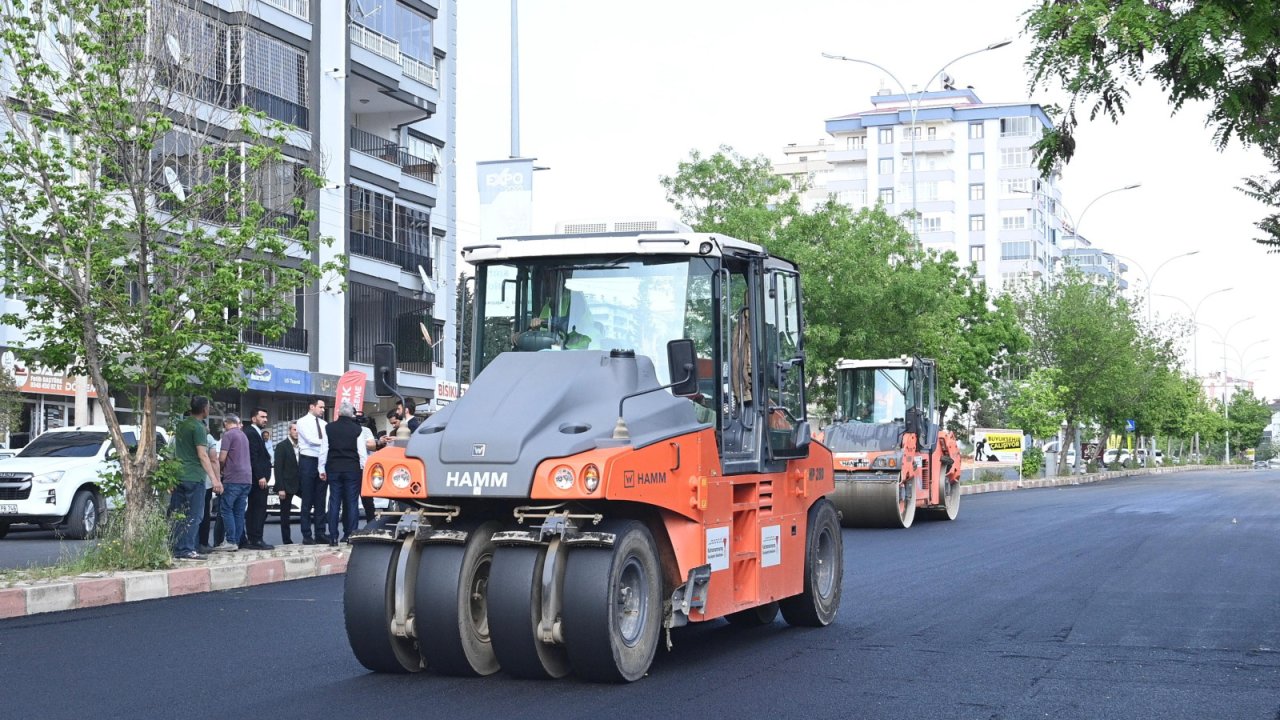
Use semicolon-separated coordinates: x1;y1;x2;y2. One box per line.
324;401;364;545
242;407;275;550
274;423;301;544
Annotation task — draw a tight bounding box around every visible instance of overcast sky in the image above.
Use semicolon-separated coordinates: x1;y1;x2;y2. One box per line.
453;0;1278;400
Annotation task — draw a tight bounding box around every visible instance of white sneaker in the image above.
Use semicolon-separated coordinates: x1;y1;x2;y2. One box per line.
213;541;239;552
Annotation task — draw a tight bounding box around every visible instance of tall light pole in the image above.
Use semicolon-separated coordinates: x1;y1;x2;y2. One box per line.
1067;184;1142;247
1158;287;1234;376
1222;316;1256;464
1146;250;1199;323
822;40;1011;241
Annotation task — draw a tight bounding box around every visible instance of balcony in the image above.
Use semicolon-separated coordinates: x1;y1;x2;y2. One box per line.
350;231;433;274
259;0;309;20
350;127;437;183
244;326;308;353
350;23;440;90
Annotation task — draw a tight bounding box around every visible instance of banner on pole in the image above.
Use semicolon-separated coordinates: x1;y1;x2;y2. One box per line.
334;370;367;419
972;428;1024;465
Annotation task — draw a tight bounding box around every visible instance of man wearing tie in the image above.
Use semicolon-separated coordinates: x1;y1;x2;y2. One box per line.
295;398;330;545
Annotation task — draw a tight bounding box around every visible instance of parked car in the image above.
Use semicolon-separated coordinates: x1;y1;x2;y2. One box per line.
0;425;168;539
1135;449;1164;466
1102;449;1132;466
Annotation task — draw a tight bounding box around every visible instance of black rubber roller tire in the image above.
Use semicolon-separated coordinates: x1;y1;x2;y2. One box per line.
344;542;422;673
561;520;663;682
780;499;843;627
415;521;502;676
726;600;779;627
488;545;570;679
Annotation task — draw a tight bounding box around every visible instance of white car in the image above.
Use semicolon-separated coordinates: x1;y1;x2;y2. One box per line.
1102;449;1132;466
0;425;167;540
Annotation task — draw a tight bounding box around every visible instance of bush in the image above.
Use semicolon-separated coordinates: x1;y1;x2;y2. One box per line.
1086;461;1099;474
71;497;173;572
1022;447;1044;477
977;469;1005;483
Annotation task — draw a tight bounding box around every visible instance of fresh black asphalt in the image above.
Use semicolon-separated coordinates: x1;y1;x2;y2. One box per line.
2;469;1278;719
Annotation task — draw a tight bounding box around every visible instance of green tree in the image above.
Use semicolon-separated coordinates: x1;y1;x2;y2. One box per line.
0;368;22;439
1014;271;1140;470
1007;367;1066;439
1024;0;1280;249
456;273;474;383
0;1;338;555
661;147;1024;415
1226;388;1271;454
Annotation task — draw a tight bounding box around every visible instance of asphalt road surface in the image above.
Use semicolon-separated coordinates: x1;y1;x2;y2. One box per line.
2;469;1278;719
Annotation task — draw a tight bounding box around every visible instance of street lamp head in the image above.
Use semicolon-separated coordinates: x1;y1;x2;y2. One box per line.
987;39;1013;50
1122;183;1142;190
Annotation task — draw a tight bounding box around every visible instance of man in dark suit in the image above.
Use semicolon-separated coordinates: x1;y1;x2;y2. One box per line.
243;407;275;550
274;423;301;544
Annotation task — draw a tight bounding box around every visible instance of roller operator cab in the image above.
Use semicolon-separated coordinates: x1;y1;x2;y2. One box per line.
823;357;963;529
347;221;842;682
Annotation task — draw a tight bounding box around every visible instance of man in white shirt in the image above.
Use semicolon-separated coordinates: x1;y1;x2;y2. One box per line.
295;397;330;544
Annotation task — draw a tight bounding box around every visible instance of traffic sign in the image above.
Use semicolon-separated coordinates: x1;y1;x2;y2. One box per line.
1125;419;1136;433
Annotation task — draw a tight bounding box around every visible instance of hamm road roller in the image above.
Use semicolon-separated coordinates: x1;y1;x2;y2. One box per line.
822;357;962;528
345;220;843;682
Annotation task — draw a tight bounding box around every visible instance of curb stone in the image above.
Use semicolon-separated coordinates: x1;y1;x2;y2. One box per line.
0;544;349;620
959;464;1251;496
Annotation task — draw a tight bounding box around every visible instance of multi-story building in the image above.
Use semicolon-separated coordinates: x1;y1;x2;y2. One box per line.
1062;237;1129;290
0;0;456;443
775;88;1135;292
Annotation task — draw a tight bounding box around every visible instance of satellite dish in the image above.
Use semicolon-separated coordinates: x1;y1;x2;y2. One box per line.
417;264;431;290
941;72;956;90
162;165;186;203
164;33;182;64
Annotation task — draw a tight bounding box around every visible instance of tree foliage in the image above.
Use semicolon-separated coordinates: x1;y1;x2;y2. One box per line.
1023;0;1280;250
660;146;1024;416
0;0;339;552
1226;387;1271;451
1007;367;1067;439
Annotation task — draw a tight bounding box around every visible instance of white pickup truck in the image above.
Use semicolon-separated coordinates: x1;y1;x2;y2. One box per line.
0;425;167;540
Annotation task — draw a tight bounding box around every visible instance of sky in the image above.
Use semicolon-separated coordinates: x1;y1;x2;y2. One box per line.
453;0;1278;400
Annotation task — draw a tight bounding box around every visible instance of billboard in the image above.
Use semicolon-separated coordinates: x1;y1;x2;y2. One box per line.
973;428;1024;464
477;158;534;244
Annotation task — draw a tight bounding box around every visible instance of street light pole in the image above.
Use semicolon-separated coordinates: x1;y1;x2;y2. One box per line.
822;40;1011;242
1222;316;1256;464
1146;250;1200;323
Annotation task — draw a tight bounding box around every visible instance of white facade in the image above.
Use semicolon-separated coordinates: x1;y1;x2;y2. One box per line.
0;0;456;441
775;89;1135;292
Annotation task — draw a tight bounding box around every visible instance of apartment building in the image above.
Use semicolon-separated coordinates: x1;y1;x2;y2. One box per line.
0;0;457;443
775;88;1133;291
1062;239;1129;290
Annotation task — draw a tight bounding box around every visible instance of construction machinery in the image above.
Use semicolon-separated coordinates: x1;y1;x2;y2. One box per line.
345;221;842;682
822;357;961;528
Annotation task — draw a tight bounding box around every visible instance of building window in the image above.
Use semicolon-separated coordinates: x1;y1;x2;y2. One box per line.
970;214;985;232
1000;117;1035;137
349;185;394;242
1002;178;1033;195
240;29;310;129
878;188;894;205
348;282;436;373
395;204;433;274
969;153;984;170
846;135;865;150
903;126;921;140
969;122;984;139
1001;241;1032;260
970;245;986;262
1000;146;1031;168
878;157;893;175
969;183;984;201
878;128;893;144
837;189;868;207
922;216;941;233
394;3;434;63
1001;211;1028;231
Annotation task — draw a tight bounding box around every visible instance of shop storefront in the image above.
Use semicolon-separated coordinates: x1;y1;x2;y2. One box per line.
2;349;102;448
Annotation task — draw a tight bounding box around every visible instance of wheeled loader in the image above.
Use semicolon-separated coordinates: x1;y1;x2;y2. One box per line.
821;357;962;528
344;221;843;682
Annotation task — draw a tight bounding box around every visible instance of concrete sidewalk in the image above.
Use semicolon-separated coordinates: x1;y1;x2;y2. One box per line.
0;465;1248;621
0;542;348;620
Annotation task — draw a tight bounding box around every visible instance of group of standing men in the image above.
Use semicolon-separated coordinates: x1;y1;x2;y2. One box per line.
171;394;421;559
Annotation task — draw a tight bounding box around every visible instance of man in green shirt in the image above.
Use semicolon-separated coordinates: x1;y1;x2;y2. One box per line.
171;396;222;560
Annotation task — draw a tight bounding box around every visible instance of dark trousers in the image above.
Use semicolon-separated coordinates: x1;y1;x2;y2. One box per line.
298;455;327;540
327;469;360;541
167;481;205;556
278;492;296;543
198;488;224;548
244;483;268;544
362;495;376;523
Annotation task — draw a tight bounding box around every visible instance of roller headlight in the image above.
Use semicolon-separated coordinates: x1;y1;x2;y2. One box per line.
370;464;385;491
871;455;900;470
582;464;601;493
391;466;412;489
553;466;575;491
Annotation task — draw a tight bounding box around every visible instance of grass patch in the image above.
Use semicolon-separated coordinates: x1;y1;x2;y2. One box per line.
0;498;173;587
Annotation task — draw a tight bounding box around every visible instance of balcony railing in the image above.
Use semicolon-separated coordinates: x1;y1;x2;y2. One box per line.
258;0;309;20
244;326;308;353
349;127;436;183
349;231;433;274
350;23;401;62
401;55;439;89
